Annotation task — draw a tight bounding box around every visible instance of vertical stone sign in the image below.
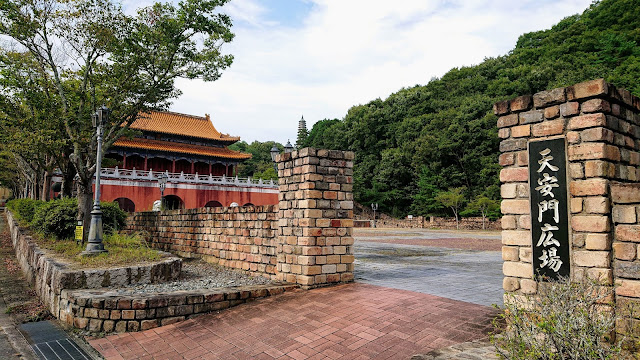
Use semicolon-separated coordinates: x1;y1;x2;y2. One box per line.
529;138;570;280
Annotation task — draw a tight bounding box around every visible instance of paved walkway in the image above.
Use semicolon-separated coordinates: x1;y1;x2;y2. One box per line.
354;241;503;307
89;283;498;360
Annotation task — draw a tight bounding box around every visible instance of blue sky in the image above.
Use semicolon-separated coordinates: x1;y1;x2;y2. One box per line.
123;0;594;145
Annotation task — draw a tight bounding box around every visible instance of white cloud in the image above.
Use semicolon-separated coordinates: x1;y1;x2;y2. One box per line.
127;0;594;144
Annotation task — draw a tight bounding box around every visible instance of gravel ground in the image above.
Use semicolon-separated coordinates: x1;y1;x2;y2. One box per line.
111;259;276;295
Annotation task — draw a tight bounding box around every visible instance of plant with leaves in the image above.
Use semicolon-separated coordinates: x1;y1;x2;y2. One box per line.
492;276;626;360
467;195;500;230
435;187;466;230
0;0;234;236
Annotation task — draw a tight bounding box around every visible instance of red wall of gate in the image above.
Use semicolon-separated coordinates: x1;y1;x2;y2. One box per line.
99;184;278;212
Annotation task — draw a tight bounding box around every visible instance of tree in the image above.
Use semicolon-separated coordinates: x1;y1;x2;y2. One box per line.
0;0;234;236
467;195;500;230
435;187;466;230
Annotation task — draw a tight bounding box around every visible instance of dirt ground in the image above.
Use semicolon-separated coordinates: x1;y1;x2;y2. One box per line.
354;228;502;251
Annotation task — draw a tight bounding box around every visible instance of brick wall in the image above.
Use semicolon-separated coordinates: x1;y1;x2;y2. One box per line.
496;79;640;333
127;148;355;289
276;148;355;288
126;205;279;278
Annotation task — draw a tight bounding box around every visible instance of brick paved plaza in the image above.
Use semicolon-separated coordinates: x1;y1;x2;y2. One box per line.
89;229;502;359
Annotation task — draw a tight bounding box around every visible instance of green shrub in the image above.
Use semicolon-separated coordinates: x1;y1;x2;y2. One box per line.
30;197;77;240
6;198;44;223
29;198;127;240
100;201;128;234
492;276;623;360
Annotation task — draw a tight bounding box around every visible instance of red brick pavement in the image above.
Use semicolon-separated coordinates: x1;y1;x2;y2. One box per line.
88;283;498;360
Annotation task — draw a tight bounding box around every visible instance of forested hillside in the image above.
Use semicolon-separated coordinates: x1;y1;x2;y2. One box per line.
302;0;640;217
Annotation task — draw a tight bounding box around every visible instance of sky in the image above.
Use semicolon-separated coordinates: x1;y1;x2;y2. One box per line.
123;0;594;145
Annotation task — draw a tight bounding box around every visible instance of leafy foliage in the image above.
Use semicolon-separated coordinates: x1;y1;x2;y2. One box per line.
6;198;43;223
305;0;640;217
229;140;283;179
492;277;624;360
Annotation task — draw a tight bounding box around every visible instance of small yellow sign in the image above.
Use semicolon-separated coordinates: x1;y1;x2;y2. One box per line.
75;226;84;241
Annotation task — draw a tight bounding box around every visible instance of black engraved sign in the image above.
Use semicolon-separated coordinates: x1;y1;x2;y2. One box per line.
529;138;570;280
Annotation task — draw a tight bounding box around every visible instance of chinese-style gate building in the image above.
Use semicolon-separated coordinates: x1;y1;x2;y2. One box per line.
99;110;278;212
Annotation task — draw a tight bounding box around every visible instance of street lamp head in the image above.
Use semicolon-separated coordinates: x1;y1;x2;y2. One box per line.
96;105;110;127
158;173;168;190
284;140;294;153
270;144;280;162
91;112;98;128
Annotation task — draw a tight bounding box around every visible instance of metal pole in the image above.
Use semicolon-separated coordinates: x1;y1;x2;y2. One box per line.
83;109;108;255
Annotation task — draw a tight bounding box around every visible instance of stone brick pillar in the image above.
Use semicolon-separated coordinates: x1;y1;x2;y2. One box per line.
496;78;640;312
276;148;355;288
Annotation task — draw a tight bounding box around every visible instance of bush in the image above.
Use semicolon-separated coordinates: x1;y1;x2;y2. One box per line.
6;198;44;223
101;201;128;234
30;197;77;240
29;198;127;240
492;276;624;360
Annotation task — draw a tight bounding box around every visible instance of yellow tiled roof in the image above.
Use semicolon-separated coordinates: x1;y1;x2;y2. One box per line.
130;111;240;142
113;138;252;160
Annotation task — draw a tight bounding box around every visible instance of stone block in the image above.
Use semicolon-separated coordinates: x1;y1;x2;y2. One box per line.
502;246;519;261
560;102;580;117
616;279;640;298
520;279;537;294
611;183;640;204
613;206;637;224
583;196;610;214
494;100;510;115
141;320;159;331
613;242;636;261
571;215;610;233
585;233;611;250
500;139;527;152
73;317;88;329
574;250;610;268
570;179;609;196
519;247;532;263
532;119;564;137
503;261;533;279
567;113;607;130
566;131;580;144
580;127;614;143
569;163;584;179
581;99;611;113
501;216;516;230
533;87;566;108
568;143;619;161
501;200;529;215
518;215;531;230
89;319;102;332
511;125;530;138
502;230;531;246
615;225;640;242
500;168;528;182
571;198;583;213
584;161;615;178
497;114;518;128
543;106;560;119
511;95;532;112
498;153;515;166
114;321;127;333
503;277;520;291
569;79;608;100
519;110;543;124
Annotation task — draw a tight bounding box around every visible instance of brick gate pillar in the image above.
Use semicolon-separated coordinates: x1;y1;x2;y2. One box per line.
276;148;355;288
496;79;640;332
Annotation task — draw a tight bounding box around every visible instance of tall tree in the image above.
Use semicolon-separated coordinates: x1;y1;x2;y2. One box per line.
0;0;234;233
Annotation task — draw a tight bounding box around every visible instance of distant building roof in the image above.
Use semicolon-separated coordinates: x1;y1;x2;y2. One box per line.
130;110;240;142
113;138;252;160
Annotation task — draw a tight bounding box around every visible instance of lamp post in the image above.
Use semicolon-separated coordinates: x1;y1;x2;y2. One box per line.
371;203;378;228
158;173;168;210
284;140;294;153
270;144;279;172
82;105;109;255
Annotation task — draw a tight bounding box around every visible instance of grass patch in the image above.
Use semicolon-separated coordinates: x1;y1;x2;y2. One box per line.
38;232;163;268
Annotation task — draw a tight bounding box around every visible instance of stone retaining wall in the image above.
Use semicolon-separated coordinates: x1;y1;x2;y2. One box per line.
60;283;296;333
5;210;182;329
126;205;278;279
361;216;499;230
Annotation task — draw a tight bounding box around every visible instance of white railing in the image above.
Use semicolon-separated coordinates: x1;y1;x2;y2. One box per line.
100;167;278;188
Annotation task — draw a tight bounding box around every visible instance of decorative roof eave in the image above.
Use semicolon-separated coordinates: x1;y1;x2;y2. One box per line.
127;110;241;143
112;138;252;160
